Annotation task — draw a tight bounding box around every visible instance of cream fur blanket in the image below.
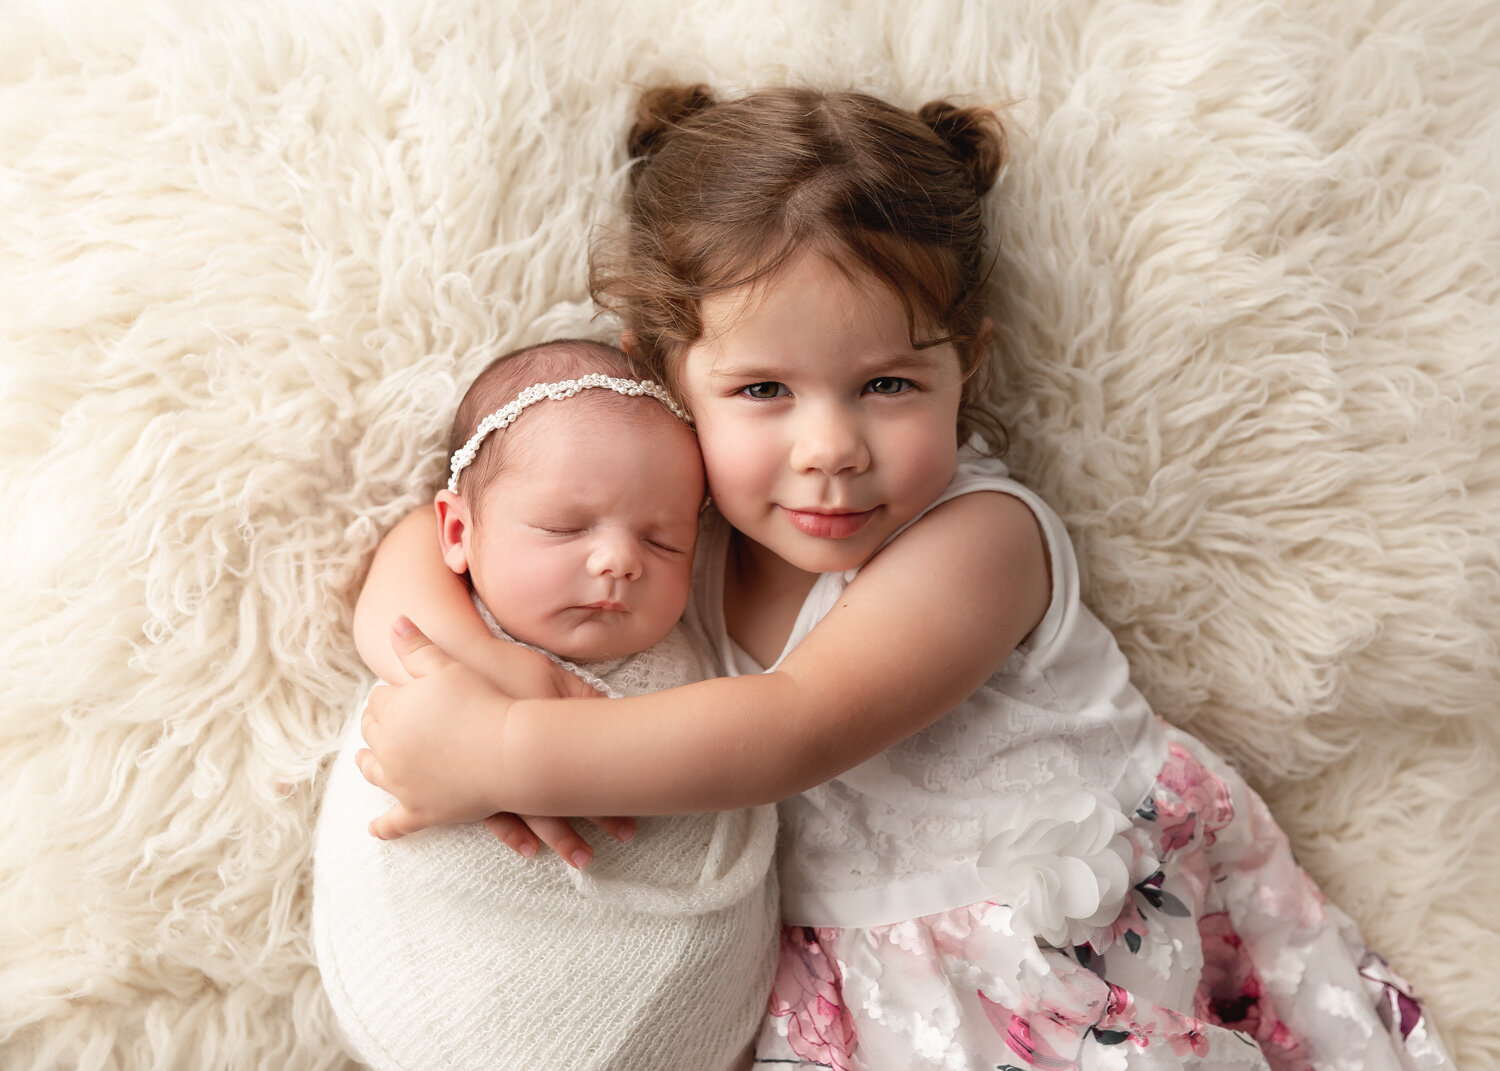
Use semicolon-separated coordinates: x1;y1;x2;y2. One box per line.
1;1;1496;1068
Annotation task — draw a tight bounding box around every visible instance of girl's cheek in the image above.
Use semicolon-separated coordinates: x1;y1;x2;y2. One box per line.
683;409;728;459
698;426;755;481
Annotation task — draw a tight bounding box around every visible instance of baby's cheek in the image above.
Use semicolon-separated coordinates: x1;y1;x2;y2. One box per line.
506;568;562;621
668;559;696;613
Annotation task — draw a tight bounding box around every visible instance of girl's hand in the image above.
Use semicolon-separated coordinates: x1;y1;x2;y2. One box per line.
357;617;520;839
482;813;637;868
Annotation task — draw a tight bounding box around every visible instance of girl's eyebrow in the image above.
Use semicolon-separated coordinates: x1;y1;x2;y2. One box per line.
708;349;948;381
862;350;949;375
705;363;786;381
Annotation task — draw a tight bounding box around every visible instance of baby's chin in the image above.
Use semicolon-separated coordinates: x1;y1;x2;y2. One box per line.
523;617;678;665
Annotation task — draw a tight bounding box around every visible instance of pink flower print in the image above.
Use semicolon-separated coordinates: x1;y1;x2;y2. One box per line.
1092;895;1147;956
1360;950;1426;1040
1146;783;1195;855
1099;982;1139;1028
1266;1022;1309;1067
1155;797;1199;854
1197;911;1269;1030
981;978;1221;1068
1157;743;1236;847
1196;913;1313;1071
767;927;857;1071
1065;891;1153;962
1150;1006;1213;1059
978;992;1085;1071
922;899;1019;966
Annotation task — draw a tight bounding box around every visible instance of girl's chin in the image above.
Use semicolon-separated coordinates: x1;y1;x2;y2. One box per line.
768;534;880;577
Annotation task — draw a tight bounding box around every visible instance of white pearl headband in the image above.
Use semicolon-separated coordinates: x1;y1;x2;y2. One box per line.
447;374;692;493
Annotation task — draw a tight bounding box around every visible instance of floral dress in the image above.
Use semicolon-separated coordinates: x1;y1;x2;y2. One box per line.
753;726;1451;1071
686;447;1454;1071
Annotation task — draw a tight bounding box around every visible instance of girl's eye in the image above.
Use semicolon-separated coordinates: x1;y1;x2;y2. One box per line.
537;526;583;536
865;376;912;395
739;382;788;400
648;539;685;555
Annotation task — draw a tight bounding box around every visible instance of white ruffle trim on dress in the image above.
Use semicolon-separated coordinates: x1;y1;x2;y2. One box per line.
781;779;1148;935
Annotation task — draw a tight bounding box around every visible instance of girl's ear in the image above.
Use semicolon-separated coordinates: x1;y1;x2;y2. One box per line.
619;330;639;358
433;490;474;575
975;316;994;353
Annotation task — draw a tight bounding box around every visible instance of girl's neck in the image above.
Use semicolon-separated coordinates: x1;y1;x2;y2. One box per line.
722;530;819;669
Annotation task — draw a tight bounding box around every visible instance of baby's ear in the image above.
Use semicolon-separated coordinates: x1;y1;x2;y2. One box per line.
433;490;473;575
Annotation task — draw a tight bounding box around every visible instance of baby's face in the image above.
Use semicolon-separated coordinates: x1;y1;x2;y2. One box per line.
463;403;704;663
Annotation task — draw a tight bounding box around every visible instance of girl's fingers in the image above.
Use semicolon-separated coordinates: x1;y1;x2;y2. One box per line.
516;815;594;869
589;816;638;843
482;812;538;857
354;747;381;787
388;616;457;679
480;815;636;860
368;803;419;841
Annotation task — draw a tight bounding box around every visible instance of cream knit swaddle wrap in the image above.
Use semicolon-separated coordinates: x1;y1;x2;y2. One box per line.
312;615;778;1071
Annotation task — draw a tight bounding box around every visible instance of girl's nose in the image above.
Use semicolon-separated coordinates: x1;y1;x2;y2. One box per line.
789;405;870;476
586;530;643;581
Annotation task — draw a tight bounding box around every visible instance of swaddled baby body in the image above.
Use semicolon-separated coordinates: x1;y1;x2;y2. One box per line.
312;340;777;1071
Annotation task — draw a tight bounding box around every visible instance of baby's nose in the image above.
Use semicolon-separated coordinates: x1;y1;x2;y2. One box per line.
587;531;643;580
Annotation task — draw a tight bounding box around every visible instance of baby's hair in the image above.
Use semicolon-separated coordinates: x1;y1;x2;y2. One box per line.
591;84;1009;451
448;339;646;512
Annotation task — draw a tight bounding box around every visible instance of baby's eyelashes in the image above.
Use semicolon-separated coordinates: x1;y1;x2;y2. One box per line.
530;523;688;557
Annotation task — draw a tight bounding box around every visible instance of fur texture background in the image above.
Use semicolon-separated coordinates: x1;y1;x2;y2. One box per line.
1;0;1495;1067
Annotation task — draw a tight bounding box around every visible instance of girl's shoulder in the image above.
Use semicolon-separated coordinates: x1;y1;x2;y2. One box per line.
864;444;1081;659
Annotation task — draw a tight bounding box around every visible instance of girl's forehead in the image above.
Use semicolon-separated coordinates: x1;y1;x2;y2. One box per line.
679;252;957;375
700;254;901;335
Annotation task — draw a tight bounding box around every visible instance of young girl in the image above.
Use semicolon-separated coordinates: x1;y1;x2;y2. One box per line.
316;339;777;1071
352;88;1454;1071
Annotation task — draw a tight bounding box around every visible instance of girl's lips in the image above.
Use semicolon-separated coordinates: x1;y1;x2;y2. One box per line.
781;507;876;539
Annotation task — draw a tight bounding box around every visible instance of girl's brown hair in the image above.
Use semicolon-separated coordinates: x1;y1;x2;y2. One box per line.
591;84;1009;451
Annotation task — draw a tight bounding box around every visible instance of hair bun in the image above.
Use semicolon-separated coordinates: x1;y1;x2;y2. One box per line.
917;101;1005;196
627;84;718;162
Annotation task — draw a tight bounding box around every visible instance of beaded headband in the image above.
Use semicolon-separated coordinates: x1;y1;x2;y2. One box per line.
447;374;692;493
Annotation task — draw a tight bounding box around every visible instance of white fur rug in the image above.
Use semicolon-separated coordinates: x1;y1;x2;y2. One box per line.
2;0;1496;1067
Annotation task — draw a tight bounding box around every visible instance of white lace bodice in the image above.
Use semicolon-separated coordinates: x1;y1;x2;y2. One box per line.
687;446;1167;929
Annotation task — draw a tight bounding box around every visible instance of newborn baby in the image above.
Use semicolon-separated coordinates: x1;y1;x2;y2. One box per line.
313;339;777;1071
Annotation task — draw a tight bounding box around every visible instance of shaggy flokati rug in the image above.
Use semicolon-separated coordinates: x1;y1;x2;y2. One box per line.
2;0;1496;1068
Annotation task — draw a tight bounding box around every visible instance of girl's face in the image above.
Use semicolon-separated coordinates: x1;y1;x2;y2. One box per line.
437;403;704;662
677;250;964;579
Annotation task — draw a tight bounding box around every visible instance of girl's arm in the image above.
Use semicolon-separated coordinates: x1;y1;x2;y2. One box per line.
358;490;1050;833
354;505;594;700
354;505;487;682
354;505;623;860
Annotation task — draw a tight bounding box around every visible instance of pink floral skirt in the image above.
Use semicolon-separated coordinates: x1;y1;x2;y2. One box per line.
754;727;1453;1071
